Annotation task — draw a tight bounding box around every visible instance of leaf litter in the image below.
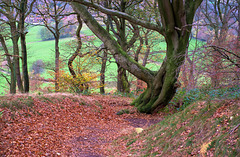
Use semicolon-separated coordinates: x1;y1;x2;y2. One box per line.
0;94;162;156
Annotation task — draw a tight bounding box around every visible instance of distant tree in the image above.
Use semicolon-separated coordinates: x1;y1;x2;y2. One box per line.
35;0;77;92
200;0;238;87
0;31;16;94
0;0;35;93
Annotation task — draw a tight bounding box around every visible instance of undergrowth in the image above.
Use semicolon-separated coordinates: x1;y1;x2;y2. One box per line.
116;99;240;156
169;85;240;111
0;96;34;111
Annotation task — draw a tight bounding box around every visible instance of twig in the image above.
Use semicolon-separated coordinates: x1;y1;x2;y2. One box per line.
229;123;240;134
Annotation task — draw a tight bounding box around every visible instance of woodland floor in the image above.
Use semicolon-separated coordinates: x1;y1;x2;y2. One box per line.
0;94;164;156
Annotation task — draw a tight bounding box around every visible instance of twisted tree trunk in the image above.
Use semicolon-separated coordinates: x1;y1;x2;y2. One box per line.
71;0;202;113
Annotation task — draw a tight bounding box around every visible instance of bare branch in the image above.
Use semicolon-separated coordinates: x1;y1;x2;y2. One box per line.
57;0;164;34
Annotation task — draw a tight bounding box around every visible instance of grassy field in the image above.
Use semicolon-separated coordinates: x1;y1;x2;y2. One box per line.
0;25;204;95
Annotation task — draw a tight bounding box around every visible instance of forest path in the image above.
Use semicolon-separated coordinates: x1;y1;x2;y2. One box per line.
0;94;163;156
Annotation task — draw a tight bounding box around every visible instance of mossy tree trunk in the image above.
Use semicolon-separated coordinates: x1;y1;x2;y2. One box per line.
71;0;203;113
108;0;131;93
117;64;130;93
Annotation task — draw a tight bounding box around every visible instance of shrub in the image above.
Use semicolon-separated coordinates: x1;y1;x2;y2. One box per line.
59;71;100;94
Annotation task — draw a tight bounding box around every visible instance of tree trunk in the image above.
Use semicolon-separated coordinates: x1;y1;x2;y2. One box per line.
10;22;24;93
68;15;86;93
71;1;201;113
100;50;107;94
55;36;60;92
117;64;130;93
115;1;130;93
0;34;16;94
134;36;143;93
20;0;29;93
133;45;185;113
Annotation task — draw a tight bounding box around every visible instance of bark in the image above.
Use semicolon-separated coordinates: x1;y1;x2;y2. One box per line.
134;30;151;93
10;22;24;93
134;35;143;93
142;31;151;67
111;0;130;93
117;64;130;93
54;2;60;92
71;0;202;113
55;34;60;92
20;0;29;93
100;50;107;94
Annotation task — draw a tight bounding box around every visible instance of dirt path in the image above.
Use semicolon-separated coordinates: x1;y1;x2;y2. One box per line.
0;94;163;156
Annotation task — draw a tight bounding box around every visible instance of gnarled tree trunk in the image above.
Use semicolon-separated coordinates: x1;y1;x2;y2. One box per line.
71;0;202;113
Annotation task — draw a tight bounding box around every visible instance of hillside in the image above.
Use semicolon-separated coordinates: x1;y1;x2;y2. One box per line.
112;99;240;156
0;94;239;156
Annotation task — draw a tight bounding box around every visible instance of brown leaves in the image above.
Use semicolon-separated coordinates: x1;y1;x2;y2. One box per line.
0;94;161;156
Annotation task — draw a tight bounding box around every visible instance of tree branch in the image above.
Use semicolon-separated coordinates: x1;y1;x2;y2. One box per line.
57;0;164;34
71;2;155;82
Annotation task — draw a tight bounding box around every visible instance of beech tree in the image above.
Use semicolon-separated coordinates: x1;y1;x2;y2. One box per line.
59;0;203;113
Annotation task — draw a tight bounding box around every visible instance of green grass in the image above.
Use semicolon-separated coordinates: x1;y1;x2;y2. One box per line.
0;25;205;95
26;26;42;43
